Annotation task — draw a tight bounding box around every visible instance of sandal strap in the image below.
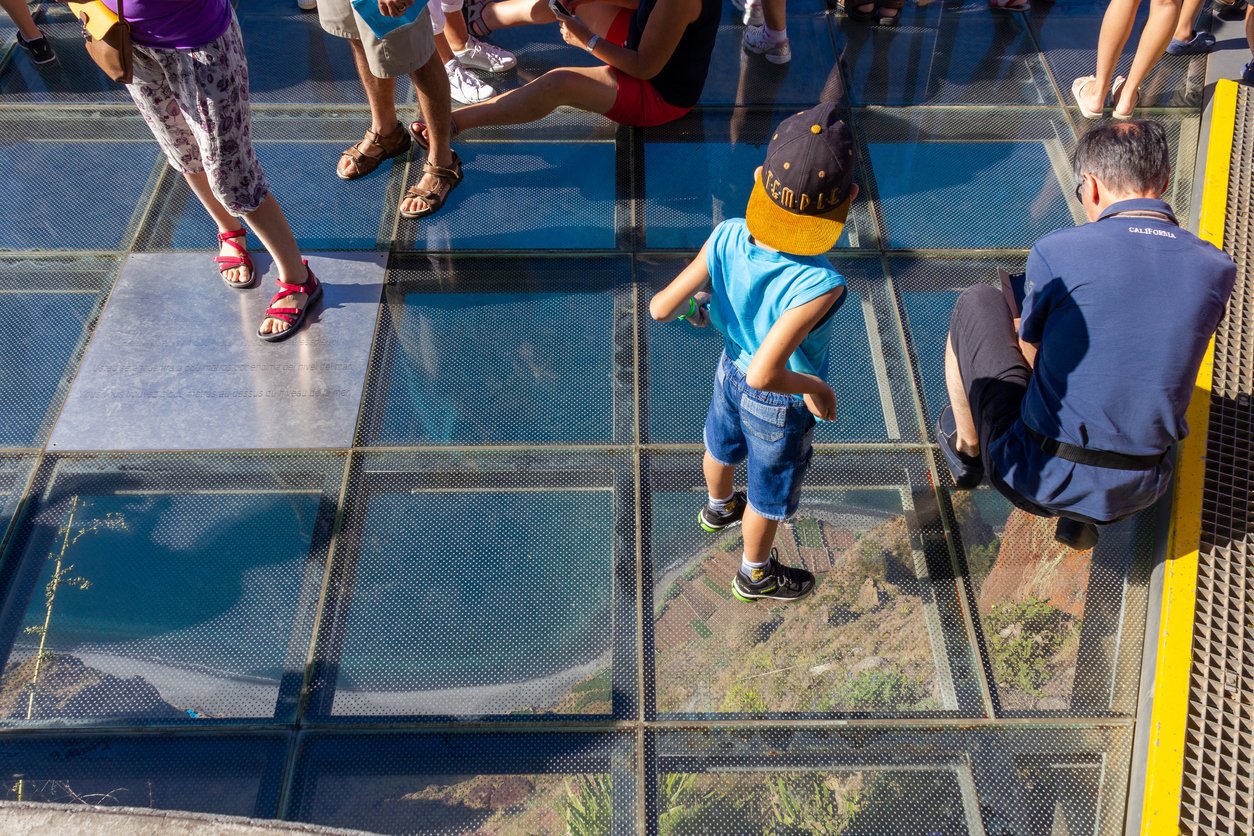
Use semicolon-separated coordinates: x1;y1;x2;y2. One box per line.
218;228;247;243
214;255;247;266
421;162;462;181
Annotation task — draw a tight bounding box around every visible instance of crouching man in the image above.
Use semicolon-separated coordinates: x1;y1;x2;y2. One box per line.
937;119;1235;549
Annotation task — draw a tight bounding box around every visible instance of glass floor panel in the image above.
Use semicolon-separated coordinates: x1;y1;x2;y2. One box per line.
0;733;289;818
0;0;1201;826
0;256;116;448
315;451;635;719
290;731;636;834
0;113;159;251
648;450;985;717
654;725;1134;835
842;4;1054;106
360;257;630;446
951;487;1156;716
138;115;403;252
0;455;343;724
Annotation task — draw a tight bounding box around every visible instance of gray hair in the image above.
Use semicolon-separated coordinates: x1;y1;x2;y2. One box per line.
1072;119;1170;195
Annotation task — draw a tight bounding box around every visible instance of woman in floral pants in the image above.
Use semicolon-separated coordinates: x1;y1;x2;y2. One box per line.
108;0;319;341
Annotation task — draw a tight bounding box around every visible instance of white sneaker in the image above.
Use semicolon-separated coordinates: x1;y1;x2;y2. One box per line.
743;24;791;64
454;34;517;73
731;0;765;26
446;58;494;104
297;0;317;10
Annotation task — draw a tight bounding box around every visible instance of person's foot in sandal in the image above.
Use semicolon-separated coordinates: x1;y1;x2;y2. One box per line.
216;227;254;288
258;262;322;342
399;152;463;220
337;122;411;181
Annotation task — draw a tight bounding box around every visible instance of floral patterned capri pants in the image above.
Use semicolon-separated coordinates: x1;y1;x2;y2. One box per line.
125;13;268;216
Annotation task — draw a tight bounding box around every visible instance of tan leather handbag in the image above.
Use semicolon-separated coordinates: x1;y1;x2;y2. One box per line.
66;0;133;84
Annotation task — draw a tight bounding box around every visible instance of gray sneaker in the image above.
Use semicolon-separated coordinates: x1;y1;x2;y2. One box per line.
454;34;517;72
743;25;791;65
733;550;815;602
699;490;746;532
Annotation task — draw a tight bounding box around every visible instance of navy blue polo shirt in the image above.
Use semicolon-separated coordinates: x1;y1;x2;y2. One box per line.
989;198;1235;522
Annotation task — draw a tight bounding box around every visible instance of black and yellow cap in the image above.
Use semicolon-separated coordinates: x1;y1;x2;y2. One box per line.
745;103;857;256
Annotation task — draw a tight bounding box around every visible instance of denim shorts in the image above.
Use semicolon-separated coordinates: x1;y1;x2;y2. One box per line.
703;353;817;521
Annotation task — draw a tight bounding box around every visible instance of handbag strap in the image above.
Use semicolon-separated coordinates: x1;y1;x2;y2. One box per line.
117;0;123;23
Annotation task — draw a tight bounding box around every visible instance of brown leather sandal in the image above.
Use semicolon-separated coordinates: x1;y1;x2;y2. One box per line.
399;152;464;220
337;122;411;181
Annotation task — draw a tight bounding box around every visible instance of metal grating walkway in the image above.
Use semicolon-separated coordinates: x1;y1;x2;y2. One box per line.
1180;83;1254;834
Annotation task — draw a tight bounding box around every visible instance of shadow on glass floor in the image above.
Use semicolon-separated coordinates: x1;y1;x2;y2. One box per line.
949;486;1158;716
646;450;986;718
0;732;289;819
307;450;638;720
0;454;343;725
639;254;918;443
288;731;636;834
857;108;1081;250
0;256;116;448
360;255;633;446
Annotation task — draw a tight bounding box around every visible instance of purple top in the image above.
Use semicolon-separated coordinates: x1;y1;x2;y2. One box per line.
103;0;232;49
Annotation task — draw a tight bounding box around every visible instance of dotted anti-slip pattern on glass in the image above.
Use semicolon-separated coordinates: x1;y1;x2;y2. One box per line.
0;0;1211;829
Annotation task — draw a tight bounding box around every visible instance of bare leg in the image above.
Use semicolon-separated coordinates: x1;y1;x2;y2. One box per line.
763;0;786;29
184;170;250;285
1171;0;1206;41
742;509;780;563
1247;2;1254;62
0;0;42;40
1079;0;1140;114
338;39;405;179
703;450;735;501
944;334;980;456
1248;2;1254;54
444;9;472;51
247;194;310;336
481;0;557;30
450;64;618;131
403;51;456;216
1115;0;1183;115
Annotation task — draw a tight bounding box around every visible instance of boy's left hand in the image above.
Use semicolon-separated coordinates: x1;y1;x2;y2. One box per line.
686;292;711;328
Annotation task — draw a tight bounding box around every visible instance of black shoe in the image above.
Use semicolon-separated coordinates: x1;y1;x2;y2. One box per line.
732;550;815;602
699;490;746;533
1055;517;1099;550
936;405;984;490
17;32;57;65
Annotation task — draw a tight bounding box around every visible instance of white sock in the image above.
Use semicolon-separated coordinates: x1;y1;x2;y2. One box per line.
766;26;787;43
707;493;734;513
740;553;770;576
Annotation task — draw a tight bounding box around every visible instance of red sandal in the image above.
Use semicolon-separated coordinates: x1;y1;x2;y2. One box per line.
215;228;257;289
257;261;323;343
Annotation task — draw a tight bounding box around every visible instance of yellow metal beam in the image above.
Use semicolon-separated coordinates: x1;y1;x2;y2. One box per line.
1139;78;1238;834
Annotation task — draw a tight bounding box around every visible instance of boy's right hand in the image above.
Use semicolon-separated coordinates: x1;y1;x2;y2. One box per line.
686;292;712;328
804;385;836;422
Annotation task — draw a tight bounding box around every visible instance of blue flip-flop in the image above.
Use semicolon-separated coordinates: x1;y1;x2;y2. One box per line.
936;405;984;490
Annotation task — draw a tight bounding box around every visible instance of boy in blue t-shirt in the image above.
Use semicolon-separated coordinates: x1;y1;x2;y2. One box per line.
649;103;857;602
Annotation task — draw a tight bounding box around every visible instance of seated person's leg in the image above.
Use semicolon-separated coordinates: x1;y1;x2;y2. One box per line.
419;65;619;136
940;284;1031;488
478;0;558;31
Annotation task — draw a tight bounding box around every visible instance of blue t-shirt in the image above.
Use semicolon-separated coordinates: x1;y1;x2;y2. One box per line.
990;198;1235;522
704;219;846;385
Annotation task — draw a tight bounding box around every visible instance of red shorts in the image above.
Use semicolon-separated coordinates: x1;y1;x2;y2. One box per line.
601;8;692;128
